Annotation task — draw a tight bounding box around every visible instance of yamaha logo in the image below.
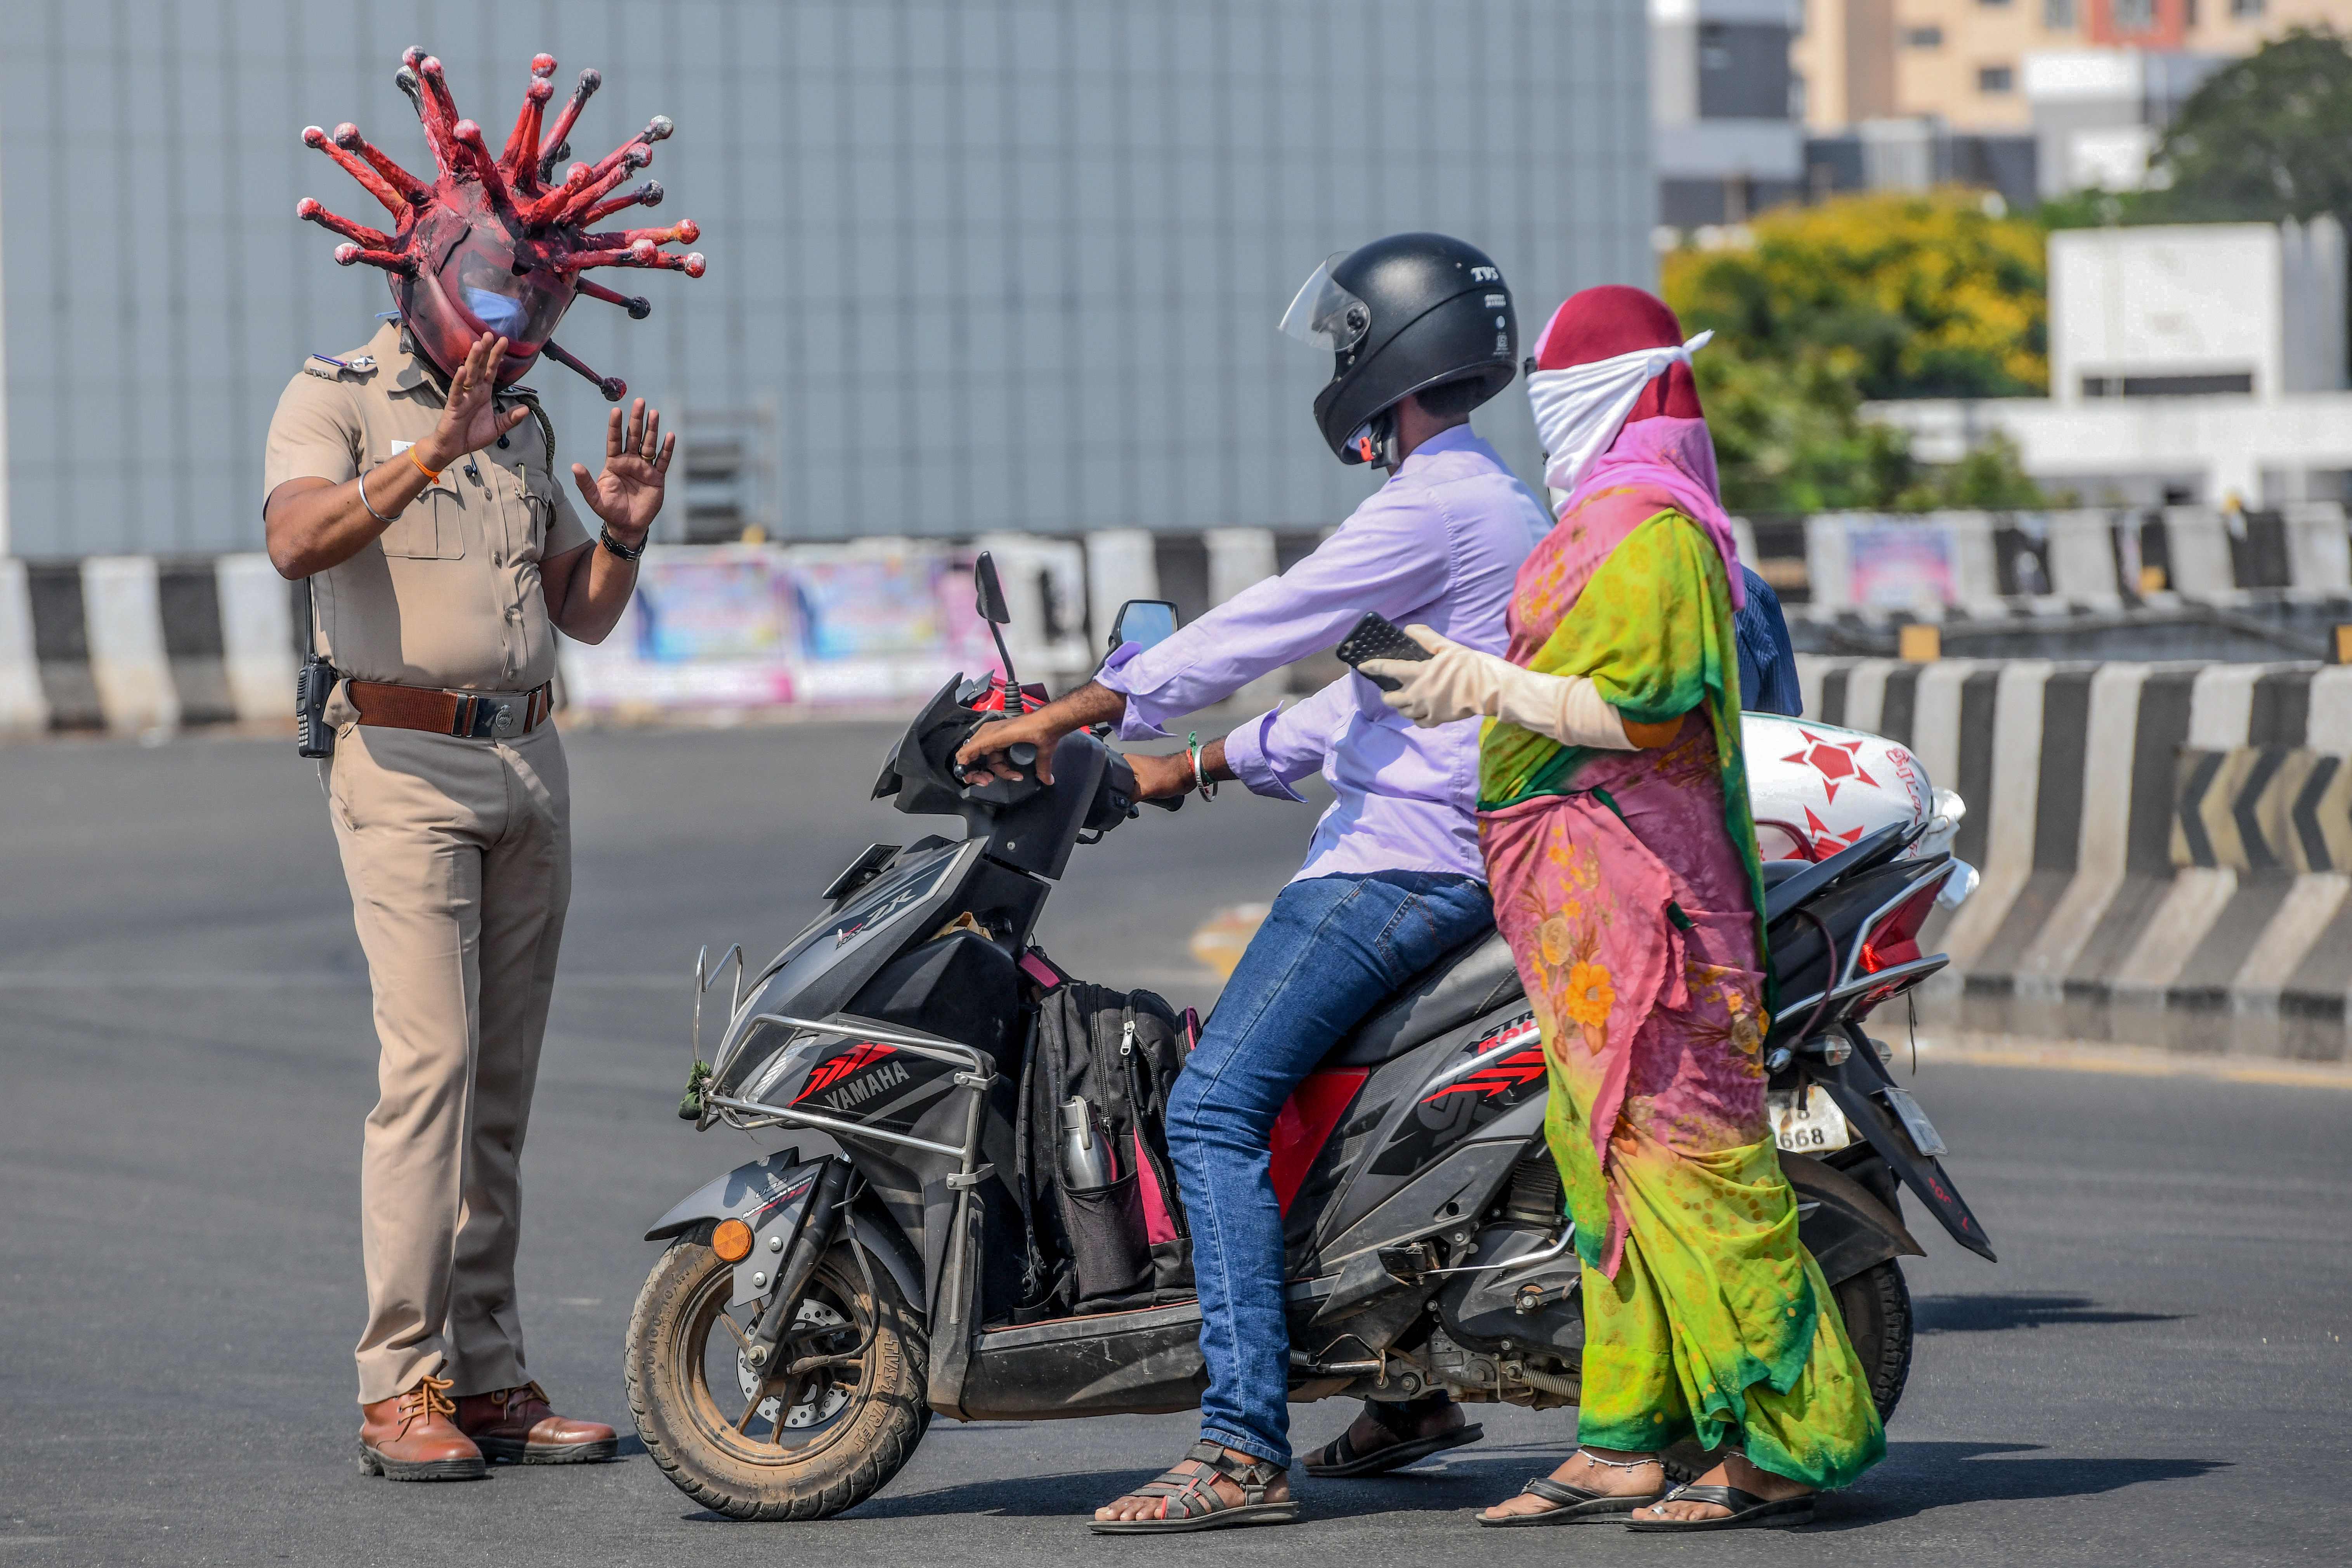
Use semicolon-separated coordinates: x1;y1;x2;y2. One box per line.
820;1060;910;1112
791;1041;912;1113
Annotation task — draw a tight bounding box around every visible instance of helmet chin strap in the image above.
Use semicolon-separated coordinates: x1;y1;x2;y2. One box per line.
1353;407;1401;471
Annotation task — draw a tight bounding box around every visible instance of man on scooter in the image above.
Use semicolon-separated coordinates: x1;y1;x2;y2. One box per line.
956;232;1548;1531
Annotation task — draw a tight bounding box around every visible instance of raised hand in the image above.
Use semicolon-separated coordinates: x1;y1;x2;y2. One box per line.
422;333;533;468
570;398;676;546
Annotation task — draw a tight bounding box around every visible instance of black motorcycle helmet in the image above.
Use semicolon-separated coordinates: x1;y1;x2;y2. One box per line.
1280;232;1518;467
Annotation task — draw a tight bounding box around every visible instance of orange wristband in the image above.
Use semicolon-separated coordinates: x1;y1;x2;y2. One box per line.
405;446;442;483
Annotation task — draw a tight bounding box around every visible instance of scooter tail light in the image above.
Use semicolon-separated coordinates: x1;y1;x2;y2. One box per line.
1858;875;1944;975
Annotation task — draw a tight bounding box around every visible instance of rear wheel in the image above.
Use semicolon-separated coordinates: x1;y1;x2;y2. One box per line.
1657;1256;1912;1480
624;1225;928;1520
1833;1257;1913;1423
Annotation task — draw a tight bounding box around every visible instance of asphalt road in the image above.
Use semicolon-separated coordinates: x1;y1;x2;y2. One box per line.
3;724;2348;1567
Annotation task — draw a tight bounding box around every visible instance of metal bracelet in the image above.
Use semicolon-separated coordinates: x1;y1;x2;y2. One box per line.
357;467;396;524
598;525;645;561
1188;730;1218;801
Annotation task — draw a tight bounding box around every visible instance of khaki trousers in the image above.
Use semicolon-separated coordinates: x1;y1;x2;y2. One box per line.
323;717;570;1406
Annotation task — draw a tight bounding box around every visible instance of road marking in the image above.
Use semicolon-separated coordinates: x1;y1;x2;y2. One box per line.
1913;1035;2352;1091
1188;903;1269;981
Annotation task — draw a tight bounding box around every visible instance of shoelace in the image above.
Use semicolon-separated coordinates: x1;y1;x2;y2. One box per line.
399;1374;457;1429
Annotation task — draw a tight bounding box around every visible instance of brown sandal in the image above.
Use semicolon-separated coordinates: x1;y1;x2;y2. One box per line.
1089;1440;1302;1533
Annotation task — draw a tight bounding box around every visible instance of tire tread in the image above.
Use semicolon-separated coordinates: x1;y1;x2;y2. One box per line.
623;1226;929;1520
1835;1258;1913;1422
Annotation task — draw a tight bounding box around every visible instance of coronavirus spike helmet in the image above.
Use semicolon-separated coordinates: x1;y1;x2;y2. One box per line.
297;47;705;401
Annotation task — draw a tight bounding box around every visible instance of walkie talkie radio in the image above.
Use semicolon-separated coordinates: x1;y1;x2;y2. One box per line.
295;576;340;760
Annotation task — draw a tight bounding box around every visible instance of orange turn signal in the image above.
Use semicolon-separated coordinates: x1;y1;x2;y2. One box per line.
711;1219;754;1262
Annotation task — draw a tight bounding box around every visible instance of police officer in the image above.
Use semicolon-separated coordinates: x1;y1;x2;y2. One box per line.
265;46;703;1480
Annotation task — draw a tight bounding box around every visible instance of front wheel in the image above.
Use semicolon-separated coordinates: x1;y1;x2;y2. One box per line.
624;1225;928;1520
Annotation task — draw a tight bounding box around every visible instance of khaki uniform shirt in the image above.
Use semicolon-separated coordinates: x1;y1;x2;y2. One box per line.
263;321;593;692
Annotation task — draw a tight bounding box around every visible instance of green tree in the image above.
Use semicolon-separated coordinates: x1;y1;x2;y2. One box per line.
1662;190;2049;513
2147;28;2352;225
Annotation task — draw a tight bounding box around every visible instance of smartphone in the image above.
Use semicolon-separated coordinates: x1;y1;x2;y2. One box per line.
1334;611;1433;692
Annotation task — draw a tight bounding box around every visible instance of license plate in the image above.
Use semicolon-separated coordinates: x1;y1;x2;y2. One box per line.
1877;1086;1948;1157
1768;1085;1852;1154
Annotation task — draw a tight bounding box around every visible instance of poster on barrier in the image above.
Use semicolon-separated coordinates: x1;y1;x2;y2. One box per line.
634;549;795;663
790;552;948;661
559;542;1029;716
1846;520;1958;609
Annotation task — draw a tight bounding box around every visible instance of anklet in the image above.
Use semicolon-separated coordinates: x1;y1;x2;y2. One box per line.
1577;1450;1659;1469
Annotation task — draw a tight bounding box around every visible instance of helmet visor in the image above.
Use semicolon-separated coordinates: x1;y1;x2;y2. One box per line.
1279;253;1373;353
435;226;574;349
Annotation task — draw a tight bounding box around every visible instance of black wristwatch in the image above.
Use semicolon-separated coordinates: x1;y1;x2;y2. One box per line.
598;526;645;561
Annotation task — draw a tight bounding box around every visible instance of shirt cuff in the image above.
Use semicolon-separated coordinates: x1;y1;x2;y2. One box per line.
1095;642;1174;741
1220;706;1310;803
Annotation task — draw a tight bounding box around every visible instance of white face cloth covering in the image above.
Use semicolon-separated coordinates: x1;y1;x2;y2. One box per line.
1526;330;1713;500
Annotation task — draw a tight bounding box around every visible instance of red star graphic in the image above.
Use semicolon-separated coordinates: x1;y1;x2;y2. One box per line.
1804;805;1865;857
1781;728;1878;804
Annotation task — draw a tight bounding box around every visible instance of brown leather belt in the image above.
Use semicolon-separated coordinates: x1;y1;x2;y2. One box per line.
348;680;553;740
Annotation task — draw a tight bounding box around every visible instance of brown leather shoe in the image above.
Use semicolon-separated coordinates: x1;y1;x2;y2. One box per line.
358;1374;487;1481
453;1381;618;1465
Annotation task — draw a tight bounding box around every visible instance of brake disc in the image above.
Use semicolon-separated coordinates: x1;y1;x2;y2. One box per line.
735;1299;852;1429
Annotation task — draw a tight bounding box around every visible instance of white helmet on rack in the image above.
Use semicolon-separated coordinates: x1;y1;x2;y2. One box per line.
1741;715;1973;905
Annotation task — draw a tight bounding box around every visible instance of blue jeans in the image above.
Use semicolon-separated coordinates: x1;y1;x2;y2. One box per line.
1165;869;1495;1467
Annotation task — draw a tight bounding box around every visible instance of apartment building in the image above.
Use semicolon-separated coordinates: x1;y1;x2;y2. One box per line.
1656;0;1807;225
2099;0;2352;57
1798;0;2349;134
1794;0;2087;131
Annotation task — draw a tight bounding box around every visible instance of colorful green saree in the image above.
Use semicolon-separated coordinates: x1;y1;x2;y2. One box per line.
1476;488;1884;1489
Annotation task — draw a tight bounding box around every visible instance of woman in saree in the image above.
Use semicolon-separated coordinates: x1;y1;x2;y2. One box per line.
1362;286;1884;1532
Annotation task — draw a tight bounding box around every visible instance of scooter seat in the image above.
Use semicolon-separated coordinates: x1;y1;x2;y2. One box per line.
1322;929;1525;1070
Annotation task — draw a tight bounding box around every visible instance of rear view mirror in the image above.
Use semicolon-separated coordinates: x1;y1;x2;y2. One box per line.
972;551;1020;688
1109;599;1178;654
974;552;1013;625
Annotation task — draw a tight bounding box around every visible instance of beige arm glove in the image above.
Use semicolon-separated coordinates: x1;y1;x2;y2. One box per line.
1361;626;1638;748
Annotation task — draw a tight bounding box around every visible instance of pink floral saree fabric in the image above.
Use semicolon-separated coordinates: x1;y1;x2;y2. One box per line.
1476;479;1884;1487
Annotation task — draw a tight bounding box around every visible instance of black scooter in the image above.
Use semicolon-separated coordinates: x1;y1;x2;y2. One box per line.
621;557;1993;1521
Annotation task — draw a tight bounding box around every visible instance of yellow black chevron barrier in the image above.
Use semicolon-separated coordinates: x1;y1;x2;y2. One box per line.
2173;748;2352;873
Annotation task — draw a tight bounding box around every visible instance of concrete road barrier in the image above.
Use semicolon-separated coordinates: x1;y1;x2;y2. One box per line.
3;554;290;737
0;560;49;736
1801;654;2352;1063
14;533;2352;1063
1793;504;2352;613
82;557;180;735
0;531;1350;740
214;554;298;725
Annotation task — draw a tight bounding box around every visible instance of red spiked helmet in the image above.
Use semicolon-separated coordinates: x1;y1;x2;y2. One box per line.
298;47;704;400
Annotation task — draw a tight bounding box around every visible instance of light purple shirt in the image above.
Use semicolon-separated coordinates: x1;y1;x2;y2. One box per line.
1099;425;1549;885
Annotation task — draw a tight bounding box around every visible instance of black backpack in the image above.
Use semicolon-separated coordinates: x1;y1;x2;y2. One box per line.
1013;981;1193;1315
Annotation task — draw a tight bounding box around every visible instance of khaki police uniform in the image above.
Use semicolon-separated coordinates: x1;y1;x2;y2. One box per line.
264;320;595;1407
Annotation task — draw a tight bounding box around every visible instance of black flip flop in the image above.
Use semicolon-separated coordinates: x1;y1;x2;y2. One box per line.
1478;1474;1662;1526
1623;1482;1816;1532
1304;1421;1484;1478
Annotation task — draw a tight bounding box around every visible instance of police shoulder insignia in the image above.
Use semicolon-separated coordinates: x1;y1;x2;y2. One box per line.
304;352;379;380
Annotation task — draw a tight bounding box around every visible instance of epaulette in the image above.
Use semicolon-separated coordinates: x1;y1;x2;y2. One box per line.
302;352;380;381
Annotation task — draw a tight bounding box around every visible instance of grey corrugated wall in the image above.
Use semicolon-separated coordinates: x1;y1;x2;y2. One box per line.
0;0;1652;559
